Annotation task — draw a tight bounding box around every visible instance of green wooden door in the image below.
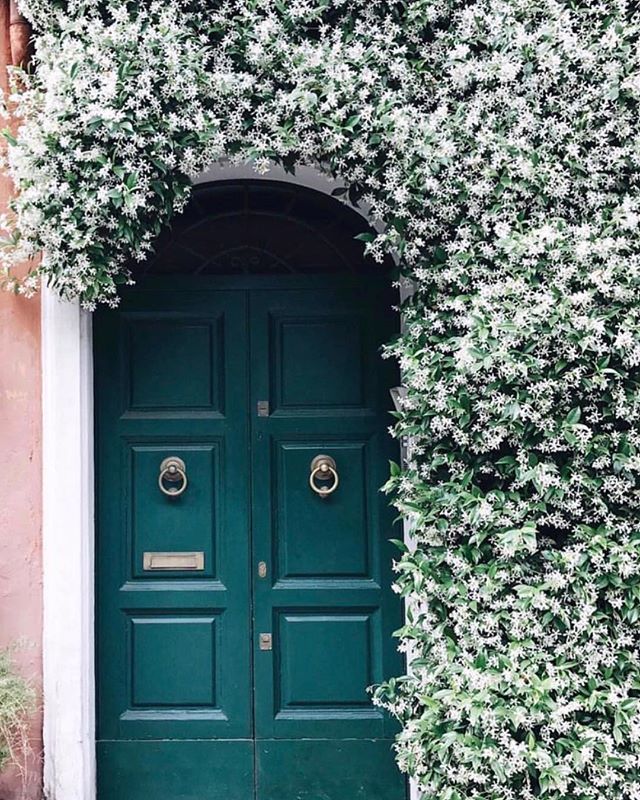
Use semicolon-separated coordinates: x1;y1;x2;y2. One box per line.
95;276;406;800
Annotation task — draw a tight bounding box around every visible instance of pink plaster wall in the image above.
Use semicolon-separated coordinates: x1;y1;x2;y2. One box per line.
0;4;44;797
0;277;43;800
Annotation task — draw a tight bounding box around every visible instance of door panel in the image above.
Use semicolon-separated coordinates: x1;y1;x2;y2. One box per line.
129;443;219;580
272;314;366;410
250;288;405;796
257;740;403;800
129;612;218;707
126;316;225;412
276;609;376;707
97;741;254;800
96;280;405;800
274;440;372;578
95;291;252;796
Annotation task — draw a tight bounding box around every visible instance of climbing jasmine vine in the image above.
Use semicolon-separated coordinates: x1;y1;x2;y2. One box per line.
2;2;640;799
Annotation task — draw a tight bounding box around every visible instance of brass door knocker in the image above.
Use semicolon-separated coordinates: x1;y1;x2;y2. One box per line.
158;457;188;498
309;455;339;499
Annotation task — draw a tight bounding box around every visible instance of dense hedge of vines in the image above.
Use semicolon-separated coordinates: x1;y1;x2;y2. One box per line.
2;2;640;798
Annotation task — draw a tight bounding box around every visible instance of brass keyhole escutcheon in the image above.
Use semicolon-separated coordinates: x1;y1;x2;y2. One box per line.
309;454;339;499
158;456;188;498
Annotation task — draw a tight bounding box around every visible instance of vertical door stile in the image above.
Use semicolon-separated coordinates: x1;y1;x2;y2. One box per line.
249;287;273;747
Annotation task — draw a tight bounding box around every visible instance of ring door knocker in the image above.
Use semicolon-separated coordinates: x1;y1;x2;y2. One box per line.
158;456;188;498
309;454;339;499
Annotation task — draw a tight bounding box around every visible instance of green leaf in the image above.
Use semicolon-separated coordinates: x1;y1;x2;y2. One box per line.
565;407;581;425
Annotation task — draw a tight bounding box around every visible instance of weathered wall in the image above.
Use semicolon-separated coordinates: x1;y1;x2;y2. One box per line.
0;3;43;798
0;283;43;800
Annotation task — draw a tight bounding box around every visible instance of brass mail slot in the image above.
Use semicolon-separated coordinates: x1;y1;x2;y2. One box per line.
143;551;205;571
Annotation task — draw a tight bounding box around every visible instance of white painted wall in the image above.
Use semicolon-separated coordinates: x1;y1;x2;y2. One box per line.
42;290;95;800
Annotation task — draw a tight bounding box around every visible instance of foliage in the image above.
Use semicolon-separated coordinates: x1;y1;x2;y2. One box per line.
0;649;35;776
2;1;640;798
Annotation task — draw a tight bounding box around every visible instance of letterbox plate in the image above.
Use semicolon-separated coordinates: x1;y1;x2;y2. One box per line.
143;551;205;571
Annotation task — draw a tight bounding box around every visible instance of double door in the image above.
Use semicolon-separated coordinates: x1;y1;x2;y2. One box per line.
95;278;405;799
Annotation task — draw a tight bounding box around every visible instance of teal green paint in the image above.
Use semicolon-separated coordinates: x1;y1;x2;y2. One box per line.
257;740;403;800
97;741;254;800
95;276;406;799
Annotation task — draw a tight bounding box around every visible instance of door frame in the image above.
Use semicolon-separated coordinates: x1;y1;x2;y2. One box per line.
41;163;415;800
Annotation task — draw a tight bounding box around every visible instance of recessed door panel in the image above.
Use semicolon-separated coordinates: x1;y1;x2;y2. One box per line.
277;611;375;710
271;314;366;410
275;441;371;580
130;614;218;708
130;443;219;580
126;316;224;413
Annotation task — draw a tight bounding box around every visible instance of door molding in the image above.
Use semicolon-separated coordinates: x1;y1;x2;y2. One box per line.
41;163;415;799
42;289;95;800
